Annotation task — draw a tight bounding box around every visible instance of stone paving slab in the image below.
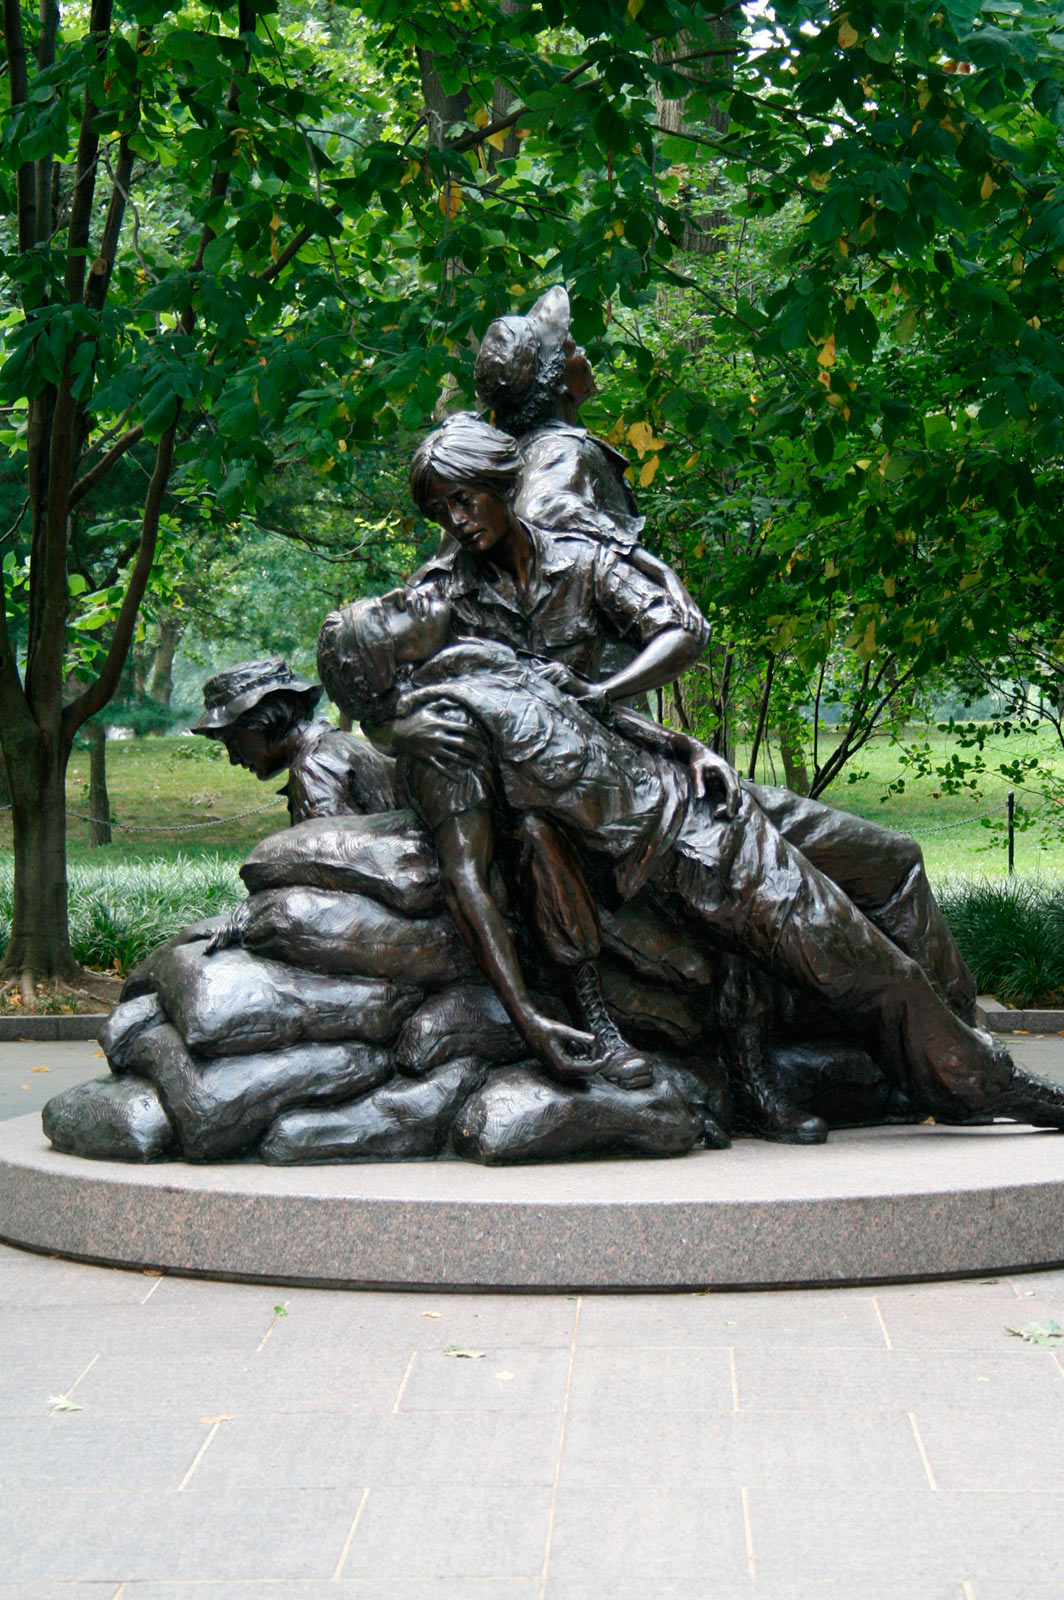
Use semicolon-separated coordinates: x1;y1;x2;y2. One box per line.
0;1415;208;1495
0;1487;368;1584
0;1041;105;1120
746;1489;1064;1585
556;1409;926;1490
912;1406;1064;1492
3;1240;1063;1594
110;1586;542;1600
115;1587;541;1600
733;1344;1064;1413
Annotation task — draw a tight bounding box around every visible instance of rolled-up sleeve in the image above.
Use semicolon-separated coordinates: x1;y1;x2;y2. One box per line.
593;546;705;646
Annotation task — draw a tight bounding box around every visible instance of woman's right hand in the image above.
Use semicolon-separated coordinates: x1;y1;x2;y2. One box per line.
389;707;480;773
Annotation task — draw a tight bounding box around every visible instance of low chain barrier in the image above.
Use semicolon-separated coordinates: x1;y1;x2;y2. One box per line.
0;788;1048;866
904;790;1056;874
0;798;285;832
908;809;1003;835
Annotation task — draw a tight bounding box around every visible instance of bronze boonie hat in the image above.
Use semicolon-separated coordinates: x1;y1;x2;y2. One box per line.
191;658;322;734
474;286;571;411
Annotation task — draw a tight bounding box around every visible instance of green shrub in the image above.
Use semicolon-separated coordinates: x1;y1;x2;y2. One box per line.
937;877;1064;1009
0;854;244;975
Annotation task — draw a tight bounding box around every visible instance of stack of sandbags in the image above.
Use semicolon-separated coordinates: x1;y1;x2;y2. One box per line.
42;812;716;1166
44;815;470;1163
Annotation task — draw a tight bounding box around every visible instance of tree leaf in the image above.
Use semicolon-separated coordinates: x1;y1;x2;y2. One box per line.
1006;1321;1064;1346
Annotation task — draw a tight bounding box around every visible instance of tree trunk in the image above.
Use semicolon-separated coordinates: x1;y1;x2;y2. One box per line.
778;722;811;796
86;720;111;845
147;617;181;708
655;23;732;258
132;640;148;696
1;725;77;986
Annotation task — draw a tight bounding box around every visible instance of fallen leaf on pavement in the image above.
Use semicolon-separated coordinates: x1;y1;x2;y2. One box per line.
48;1395;83;1412
1007;1320;1064;1346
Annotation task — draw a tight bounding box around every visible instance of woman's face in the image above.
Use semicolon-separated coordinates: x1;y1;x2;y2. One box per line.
377;587;452;664
220;723;285;780
423;472;514;556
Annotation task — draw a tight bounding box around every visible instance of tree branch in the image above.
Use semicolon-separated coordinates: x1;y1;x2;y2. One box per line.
68;425;145;509
660;44;741;67
448;60;594;153
68;1;256;734
35;0;59;242
85;122;140;313
256;207;340;284
64;419;178;735
64;0;115;305
188;0;255;276
748;652;776;779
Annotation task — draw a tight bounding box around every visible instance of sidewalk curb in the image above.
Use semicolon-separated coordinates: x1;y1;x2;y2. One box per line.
0;1014;106;1042
976;995;1064;1036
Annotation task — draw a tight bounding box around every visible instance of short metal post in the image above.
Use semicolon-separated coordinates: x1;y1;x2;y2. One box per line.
1008;789;1015;875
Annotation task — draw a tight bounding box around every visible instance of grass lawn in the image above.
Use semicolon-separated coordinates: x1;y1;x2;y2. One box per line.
751;722;1064;880
0;722;1060;880
0;733;290;868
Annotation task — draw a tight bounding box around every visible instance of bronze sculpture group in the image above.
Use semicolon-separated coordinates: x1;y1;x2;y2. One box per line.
43;289;1064;1166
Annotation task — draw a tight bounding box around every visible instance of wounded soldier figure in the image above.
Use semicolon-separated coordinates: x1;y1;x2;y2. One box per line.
317;582;1064;1138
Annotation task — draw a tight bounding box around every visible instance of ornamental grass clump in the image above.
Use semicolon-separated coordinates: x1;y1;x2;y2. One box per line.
937;877;1064;1010
0;855;243;975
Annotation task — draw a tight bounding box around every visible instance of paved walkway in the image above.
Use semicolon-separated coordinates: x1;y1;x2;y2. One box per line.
3;1039;1064;1598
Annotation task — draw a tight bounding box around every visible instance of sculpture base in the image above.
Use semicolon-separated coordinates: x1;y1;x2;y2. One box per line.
2;1111;1062;1290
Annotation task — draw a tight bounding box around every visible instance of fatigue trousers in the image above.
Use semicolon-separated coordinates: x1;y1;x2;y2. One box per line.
655;795;1006;1119
514;786;975;1031
745;782;975;1022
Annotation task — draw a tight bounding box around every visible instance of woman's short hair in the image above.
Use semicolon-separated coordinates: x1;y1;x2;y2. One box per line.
234;692;314;745
317;598;398;727
409;412;522;517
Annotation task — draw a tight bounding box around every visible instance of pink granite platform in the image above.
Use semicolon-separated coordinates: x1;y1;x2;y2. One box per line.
2;1111;1064;1289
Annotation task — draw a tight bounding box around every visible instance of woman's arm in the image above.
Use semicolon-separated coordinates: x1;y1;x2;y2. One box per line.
591;626;703;707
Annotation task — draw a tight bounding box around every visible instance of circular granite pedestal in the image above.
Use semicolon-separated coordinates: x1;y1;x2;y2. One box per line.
1;1111;1063;1289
